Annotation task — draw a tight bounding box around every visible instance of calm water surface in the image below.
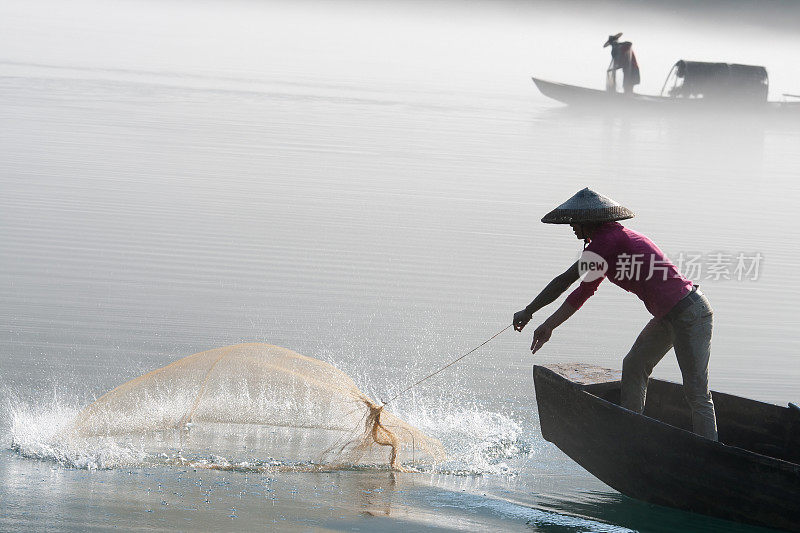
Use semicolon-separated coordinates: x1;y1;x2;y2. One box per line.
1;0;799;531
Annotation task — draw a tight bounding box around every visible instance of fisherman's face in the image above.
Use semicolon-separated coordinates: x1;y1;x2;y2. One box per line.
570;223;587;240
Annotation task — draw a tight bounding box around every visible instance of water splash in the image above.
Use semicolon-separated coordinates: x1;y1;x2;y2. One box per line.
4;344;535;476
398;402;534;476
5;389;535;476
7;391;146;469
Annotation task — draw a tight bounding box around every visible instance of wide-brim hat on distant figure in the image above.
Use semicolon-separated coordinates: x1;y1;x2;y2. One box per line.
603;33;623;47
541;187;635;224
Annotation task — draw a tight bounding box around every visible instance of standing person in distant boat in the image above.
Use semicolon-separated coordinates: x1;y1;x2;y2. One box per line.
605;33;640;94
512;188;718;441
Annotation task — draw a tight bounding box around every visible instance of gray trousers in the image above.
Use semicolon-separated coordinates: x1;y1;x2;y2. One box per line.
620;291;718;441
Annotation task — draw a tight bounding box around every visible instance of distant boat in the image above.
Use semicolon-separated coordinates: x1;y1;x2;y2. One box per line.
532;77;670;108
532;60;800;113
532;363;800;532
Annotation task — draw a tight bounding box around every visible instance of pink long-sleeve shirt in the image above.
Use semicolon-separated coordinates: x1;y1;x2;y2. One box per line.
565;222;692;318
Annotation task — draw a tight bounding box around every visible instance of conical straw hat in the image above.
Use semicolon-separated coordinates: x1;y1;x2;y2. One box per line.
541;187;635;224
604;33;623;47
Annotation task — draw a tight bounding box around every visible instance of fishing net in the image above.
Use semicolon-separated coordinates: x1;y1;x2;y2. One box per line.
69;343;446;469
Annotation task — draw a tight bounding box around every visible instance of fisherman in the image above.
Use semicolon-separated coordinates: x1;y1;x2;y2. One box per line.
605;33;640;94
513;188;718;441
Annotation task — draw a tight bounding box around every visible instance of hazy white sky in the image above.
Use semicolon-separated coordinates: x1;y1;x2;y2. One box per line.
1;0;799;97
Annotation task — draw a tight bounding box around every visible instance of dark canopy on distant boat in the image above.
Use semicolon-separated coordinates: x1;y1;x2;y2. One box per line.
661;60;768;102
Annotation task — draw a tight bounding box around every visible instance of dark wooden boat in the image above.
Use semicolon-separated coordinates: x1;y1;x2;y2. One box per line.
532;77;800;114
532;77;672;108
533;364;800;531
532;60;800;113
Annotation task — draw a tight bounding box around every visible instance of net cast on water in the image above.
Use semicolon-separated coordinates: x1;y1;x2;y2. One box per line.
67;343;445;470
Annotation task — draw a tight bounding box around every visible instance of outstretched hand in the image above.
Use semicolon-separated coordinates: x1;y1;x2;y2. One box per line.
530;323;553;355
513;309;532;332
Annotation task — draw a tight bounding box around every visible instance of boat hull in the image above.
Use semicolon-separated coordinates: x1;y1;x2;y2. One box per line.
531;77;799;114
533;365;800;531
531;77;668;108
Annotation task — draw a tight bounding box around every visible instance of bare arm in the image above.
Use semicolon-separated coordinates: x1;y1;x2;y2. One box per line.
513;261;580;331
530;300;578;354
524;261;580;314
